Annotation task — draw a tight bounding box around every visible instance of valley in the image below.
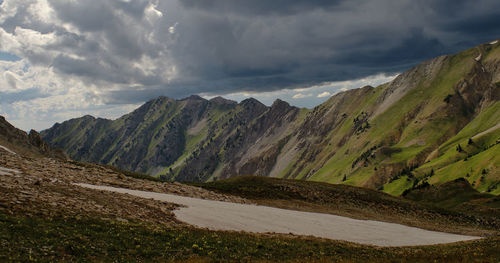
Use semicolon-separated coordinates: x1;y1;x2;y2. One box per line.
42;39;500;197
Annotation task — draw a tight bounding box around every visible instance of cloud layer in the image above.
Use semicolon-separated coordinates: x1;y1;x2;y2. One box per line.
1;0;500;129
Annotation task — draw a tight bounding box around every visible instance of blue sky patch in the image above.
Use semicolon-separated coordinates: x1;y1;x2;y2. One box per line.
0;51;21;62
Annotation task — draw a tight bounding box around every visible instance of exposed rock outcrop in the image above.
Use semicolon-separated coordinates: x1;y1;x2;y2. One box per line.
0;116;67;160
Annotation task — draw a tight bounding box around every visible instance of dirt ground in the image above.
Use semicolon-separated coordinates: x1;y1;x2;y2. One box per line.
0;147;246;226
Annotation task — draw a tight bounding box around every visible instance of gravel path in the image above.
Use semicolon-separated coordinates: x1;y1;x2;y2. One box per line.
75;183;480;247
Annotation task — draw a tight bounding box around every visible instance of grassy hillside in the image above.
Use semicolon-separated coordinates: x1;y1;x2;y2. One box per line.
275;39;500;196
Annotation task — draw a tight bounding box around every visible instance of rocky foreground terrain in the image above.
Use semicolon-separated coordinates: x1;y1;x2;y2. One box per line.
0;145;247;227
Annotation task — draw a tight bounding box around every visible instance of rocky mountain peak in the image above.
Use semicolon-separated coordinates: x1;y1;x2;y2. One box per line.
209;96;237;105
240;97;266;109
181;95;205;101
271;99;293;111
81;114;96;120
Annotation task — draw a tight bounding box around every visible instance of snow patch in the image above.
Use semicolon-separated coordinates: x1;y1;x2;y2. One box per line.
474;53;482;61
0;145;16;155
75;183;481;247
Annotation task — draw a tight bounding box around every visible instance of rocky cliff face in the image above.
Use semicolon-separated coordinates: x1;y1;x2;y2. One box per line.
42;39;500;195
42;95;303;182
0;116;67;159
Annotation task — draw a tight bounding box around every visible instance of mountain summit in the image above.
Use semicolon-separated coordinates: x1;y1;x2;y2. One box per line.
42;39;500;195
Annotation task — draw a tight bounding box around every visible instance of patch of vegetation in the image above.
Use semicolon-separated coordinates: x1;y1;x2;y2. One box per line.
383;175;414;196
420;101;500;175
427;143;500;193
403;178;499;210
159;124;209;179
2;212;500;262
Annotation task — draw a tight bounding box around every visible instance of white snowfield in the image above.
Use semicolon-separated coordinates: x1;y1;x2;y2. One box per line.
0;145;16;155
75;183;480;247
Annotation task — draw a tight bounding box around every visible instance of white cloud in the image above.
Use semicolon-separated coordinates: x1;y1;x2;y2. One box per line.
168;22;178;34
145;3;163;23
14;27;56;46
292;93;312;99
0;0;20;24
3;71;19;89
0;28;20;51
317;91;331;98
0;58;134;130
27;0;54;23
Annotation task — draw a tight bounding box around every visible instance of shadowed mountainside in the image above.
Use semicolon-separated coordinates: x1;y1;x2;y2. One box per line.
0;116;67;160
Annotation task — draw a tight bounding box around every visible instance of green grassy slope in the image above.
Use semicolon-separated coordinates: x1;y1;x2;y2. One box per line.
277;39;500;196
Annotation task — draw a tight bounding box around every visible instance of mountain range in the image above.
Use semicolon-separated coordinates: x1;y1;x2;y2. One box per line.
41;39;500;196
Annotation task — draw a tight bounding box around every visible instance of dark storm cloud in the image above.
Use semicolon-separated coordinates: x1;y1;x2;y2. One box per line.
180;0;343;16
336;29;446;68
1;0;500;104
48;0;152;59
165;0;500;96
442;12;500;39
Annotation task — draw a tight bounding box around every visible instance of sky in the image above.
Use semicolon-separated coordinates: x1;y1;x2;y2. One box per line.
1;0;500;131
